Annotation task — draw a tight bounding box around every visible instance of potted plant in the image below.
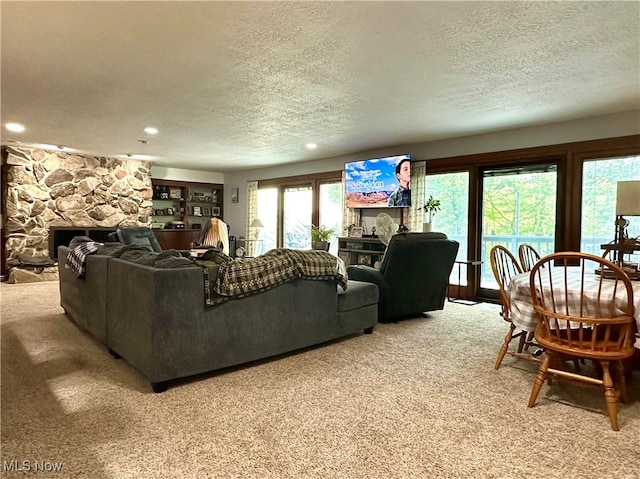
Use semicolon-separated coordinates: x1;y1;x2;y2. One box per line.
422;195;441;232
311;225;336;251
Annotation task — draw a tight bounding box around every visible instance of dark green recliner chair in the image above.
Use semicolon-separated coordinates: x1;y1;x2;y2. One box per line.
347;232;459;322
113;227;163;252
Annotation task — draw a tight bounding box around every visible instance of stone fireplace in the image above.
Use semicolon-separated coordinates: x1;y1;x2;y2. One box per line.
2;146;153;283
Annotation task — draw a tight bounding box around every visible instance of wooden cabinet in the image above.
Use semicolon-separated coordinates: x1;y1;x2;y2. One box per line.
338;237;386;267
153;229;200;250
151;179;223;249
152;179;223;229
186;183;223;229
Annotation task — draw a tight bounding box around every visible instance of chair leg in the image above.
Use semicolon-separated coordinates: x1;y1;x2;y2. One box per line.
614;360;627;404
528;354;550;408
516;332;527;353
495;323;516;370
523;331;535;353
601;360;619;431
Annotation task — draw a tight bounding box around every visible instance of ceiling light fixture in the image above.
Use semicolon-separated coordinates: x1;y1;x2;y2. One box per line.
144;127;159;135
306;143;317;150
5;123;25;133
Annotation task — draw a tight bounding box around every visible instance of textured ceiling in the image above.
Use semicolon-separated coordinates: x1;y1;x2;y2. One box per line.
1;1;639;172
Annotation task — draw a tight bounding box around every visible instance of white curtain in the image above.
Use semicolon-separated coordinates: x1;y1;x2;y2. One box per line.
245;180;258;256
342;170;360;236
407;161;426;232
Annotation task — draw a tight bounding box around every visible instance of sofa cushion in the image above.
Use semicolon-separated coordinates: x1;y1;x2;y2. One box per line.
338;280;379;312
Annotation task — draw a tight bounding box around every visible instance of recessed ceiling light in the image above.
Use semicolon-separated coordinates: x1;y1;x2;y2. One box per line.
144;127;159;135
306;143;317;150
5;123;25;133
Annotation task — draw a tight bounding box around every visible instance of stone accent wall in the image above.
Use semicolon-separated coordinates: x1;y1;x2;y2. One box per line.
2;146;153;282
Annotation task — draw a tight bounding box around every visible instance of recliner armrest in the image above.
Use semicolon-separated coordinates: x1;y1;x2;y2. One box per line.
347;265;390;320
347;265;385;284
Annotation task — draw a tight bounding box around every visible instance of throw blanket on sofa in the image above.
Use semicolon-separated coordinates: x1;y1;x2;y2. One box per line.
196;248;348;306
67;241;103;278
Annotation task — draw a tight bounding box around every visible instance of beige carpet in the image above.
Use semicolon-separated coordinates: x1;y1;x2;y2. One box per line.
1;281;639;479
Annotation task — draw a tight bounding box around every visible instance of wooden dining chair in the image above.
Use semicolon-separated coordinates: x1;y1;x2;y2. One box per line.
527;252;636;431
518;243;541;272
490;245;535;369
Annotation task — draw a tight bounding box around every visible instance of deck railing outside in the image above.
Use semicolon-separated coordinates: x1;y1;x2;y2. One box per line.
447;234;617;289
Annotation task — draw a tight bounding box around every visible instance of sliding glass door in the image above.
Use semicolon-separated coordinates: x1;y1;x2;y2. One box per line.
479;165;558;293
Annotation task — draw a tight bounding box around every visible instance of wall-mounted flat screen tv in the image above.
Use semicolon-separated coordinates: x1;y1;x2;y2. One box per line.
345;154;411;208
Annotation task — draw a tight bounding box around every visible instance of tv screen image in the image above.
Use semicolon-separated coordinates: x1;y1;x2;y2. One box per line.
345;154;411;208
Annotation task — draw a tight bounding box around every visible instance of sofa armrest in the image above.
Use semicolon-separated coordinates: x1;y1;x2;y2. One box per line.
347;265;390;320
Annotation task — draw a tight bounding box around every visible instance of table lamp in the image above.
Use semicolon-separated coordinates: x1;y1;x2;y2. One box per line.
614;180;640;265
250;218;264;239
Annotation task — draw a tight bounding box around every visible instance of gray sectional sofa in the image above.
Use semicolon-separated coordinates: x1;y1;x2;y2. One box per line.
58;245;379;392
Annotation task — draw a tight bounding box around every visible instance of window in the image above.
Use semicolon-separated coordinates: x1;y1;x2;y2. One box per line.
257;188;277;253
318;181;343;255
258;171;342;250
581;155;640;263
480;165;557;290
283;186;313;249
425;172;469;283
416;136;638;302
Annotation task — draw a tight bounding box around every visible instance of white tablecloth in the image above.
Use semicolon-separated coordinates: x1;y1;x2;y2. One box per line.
507;267;640;349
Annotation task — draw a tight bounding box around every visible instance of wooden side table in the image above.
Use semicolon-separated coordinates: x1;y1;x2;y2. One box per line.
448;259;482;305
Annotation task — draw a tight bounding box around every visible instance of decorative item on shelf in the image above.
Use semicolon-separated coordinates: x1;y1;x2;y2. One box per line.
169;187;182;199
211;206;221;217
357;254;371;266
422;195;441;232
165;221;185;229
192;223;201;229
160;191;169;200
151;222;164;229
311;225;336;251
202;206;211;217
349;226;364;238
154;209;166;216
193;206;202;216
166;207;175;216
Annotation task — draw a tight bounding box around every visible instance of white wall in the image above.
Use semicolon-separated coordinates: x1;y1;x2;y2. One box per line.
151;166;224;184
155;110;639;237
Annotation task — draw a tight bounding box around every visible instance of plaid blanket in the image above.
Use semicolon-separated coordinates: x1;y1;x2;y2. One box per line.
196;248;347;306
66;241;102;277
